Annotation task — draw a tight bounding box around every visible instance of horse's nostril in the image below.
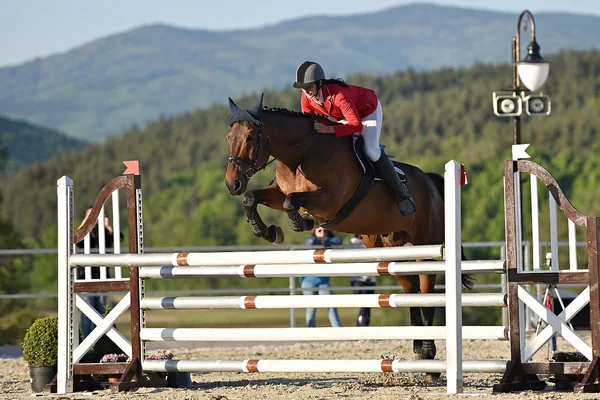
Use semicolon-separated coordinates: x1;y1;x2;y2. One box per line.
233;179;242;193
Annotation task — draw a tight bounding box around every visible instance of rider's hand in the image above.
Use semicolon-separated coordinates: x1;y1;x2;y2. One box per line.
314;122;335;134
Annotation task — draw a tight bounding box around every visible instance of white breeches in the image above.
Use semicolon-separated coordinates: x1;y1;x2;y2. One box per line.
358;101;383;162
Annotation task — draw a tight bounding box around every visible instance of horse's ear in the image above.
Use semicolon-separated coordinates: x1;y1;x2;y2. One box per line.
252;93;264;116
228;97;240;114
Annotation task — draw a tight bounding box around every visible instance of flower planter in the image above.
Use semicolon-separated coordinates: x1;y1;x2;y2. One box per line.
29;366;57;393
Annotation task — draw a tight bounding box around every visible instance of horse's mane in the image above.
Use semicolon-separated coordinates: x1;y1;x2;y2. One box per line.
262;107;331;123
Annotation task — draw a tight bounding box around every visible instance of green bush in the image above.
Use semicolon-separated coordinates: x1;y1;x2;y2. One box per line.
22;317;58;367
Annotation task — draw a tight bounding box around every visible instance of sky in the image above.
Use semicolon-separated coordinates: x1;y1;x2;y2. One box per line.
1;0;599;68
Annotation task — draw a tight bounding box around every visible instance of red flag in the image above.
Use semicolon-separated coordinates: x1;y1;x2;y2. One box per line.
460;164;468;186
123;160;140;176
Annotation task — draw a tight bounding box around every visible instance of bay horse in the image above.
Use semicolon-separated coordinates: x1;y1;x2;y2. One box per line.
224;94;472;380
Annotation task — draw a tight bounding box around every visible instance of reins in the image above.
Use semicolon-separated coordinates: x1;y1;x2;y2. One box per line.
229;111;321;178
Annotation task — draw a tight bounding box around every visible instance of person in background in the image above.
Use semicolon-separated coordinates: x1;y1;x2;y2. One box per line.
301;227;342;327
349;234;377;326
75;206;122;339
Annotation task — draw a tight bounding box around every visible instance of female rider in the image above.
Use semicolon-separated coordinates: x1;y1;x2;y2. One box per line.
293;61;416;216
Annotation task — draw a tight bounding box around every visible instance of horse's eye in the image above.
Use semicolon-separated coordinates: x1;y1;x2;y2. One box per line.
246;135;254;143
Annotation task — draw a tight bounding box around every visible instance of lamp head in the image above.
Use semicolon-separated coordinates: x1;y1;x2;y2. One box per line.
517;39;549;92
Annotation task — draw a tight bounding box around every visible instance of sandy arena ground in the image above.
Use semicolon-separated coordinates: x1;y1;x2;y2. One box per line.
2;336;599;400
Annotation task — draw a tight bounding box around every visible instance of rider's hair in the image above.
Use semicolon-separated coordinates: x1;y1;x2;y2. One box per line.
321;78;348;87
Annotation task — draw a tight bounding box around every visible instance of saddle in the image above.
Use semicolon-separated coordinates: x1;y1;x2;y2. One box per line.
320;136;407;228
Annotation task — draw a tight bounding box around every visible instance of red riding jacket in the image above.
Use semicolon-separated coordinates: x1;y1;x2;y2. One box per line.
300;82;378;138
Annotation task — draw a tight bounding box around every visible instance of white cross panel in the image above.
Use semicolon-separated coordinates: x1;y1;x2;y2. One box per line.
518;286;592;361
74;294;132;363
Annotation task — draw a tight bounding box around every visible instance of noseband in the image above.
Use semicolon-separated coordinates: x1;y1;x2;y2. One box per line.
228;123;273;179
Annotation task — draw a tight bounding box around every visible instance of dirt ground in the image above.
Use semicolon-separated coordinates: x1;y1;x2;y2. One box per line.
2;336;599;400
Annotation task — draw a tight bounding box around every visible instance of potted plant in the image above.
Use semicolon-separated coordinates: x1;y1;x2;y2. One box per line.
99;353;129;382
22;316;58;393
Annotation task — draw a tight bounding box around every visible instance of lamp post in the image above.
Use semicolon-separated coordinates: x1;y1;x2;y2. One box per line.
511;10;550;145
493;10;551;132
492;10;551;329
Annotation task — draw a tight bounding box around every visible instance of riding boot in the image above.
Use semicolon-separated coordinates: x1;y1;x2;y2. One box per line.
373;153;418;216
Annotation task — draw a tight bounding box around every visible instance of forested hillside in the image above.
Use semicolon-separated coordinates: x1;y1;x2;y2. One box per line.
3;49;600;250
0;4;599;140
0;116;86;172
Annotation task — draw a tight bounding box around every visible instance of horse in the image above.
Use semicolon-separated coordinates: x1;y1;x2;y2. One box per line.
224;94;472;380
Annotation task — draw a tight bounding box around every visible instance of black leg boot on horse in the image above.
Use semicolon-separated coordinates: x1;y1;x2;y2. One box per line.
373;152;418;216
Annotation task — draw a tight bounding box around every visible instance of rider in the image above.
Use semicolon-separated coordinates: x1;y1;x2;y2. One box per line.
293;60;417;216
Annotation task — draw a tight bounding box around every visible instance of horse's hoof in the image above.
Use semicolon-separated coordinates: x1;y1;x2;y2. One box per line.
266;225;284;245
302;215;315;231
416;340;437;360
425;372;441;383
413;340;423;355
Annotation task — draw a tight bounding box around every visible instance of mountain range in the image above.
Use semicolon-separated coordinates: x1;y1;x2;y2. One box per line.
0;3;599;141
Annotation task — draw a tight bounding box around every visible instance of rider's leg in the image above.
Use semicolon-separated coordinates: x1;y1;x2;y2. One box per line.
361;103;417;216
373;152;417;216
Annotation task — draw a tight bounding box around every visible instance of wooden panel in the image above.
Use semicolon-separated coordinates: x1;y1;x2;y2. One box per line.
507;270;589;285
73;362;128;374
74;280;130;293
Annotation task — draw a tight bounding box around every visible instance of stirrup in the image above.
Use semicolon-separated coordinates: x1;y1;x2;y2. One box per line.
398;195;417;216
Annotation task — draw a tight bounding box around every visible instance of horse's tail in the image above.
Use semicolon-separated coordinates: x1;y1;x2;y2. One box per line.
426;171;474;290
426;172;444;201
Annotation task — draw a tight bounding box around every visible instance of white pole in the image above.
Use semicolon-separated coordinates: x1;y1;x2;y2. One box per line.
530;175;541;271
71;246;445;267
98;205;107;280
112;190;122;278
139;293;505;310
444;160;463;394
549;196;559;271
83;235;91;281
142;359;507;374
568;220;577;270
57;176;74;394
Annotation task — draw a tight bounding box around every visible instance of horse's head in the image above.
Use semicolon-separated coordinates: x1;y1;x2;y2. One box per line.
225;94;271;196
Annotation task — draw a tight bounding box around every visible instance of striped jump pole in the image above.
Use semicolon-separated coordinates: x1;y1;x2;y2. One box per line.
140;293;507;310
143;359;508;374
136;259;505;279
69;244;445;267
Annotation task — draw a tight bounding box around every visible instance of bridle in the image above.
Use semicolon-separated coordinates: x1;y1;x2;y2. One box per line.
228;113;319;179
228;122;274;179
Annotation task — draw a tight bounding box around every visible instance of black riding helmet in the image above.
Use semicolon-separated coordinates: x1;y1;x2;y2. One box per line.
293;61;325;89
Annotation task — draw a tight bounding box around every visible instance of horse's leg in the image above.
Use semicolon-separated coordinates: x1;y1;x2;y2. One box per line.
282;190;335;232
384;232;441;382
419;274;437;355
242;184;286;244
283;196;315;233
393;275;426;355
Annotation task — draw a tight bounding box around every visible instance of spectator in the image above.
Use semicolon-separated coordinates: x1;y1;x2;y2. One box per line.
75;206;122;339
301;227;342;327
349;234;377;326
